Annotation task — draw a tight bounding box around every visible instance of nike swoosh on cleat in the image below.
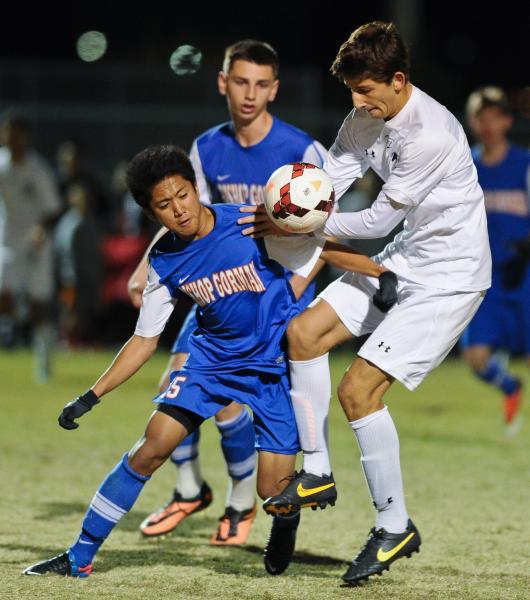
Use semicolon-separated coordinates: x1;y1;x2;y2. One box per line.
296;482;335;498
217;174;230;181
376;532;415;562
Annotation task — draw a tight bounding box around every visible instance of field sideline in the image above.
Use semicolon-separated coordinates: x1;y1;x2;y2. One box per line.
0;349;528;600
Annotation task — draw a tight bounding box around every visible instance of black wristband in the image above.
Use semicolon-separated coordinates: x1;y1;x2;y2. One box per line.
80;389;100;408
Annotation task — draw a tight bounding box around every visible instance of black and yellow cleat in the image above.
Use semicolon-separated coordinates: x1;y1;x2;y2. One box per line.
342;519;421;585
263;470;337;516
264;511;300;575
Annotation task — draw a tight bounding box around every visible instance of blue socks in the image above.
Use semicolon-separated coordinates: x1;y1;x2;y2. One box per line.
477;357;520;395
170;429;200;466
217;409;256;481
70;453;150;567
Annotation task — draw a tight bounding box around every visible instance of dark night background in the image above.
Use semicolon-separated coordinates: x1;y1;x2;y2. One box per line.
1;1;528;176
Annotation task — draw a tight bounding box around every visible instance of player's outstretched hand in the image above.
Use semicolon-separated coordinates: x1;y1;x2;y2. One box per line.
58;390;100;430
238;205;286;237
373;271;398;313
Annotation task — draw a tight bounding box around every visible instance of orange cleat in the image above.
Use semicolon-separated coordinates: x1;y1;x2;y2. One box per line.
504;382;523;425
210;504;257;545
140;482;213;537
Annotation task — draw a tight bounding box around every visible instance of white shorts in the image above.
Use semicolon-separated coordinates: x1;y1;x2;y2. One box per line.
318;272;485;390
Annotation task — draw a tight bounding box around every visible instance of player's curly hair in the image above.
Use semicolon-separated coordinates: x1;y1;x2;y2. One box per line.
126;144;196;211
331;21;410;83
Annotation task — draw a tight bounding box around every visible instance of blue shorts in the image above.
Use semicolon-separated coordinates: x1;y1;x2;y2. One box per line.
170;307;198;354
460;288;530;355
154;369;299;455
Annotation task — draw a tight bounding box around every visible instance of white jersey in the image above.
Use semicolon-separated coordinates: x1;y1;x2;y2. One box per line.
324;86;492;292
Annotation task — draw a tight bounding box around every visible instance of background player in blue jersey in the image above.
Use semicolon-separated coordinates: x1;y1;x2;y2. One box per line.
24;144;396;578
460;87;529;430
128;40;328;543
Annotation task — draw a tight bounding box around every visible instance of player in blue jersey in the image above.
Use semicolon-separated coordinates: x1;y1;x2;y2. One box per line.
460;87;529;431
24;144;397;578
128;40;328;543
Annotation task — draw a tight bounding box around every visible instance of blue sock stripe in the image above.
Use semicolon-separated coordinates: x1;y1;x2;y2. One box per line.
227;453;257;480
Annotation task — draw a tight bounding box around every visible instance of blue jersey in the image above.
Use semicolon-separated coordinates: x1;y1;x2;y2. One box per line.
190;117;327;206
473;144;530;285
135;204;322;374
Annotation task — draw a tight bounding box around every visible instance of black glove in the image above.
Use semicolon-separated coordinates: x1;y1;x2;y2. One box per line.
58;390;100;430
373;271;398;313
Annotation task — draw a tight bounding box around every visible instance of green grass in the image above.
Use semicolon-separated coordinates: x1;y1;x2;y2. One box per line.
0;348;529;600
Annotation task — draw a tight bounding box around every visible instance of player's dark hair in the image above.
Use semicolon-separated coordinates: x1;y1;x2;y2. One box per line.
331;21;410;84
126;144;196;211
466;86;511;120
223;39;279;78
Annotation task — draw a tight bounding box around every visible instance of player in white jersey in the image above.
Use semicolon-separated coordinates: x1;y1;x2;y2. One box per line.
128;40;328;545
0;112;62;381
239;21;492;584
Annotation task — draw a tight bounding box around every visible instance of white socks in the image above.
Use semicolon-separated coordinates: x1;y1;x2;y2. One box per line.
290;354;331;476
350;406;408;533
175;458;203;499
225;473;256;512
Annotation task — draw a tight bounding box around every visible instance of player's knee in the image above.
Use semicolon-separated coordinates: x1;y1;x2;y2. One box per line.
337;377;371;420
463;347;490;372
287;317;319;357
128;440;170;476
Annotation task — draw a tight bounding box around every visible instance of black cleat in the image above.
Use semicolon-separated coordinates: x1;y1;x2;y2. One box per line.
264;511;300;575
263;470;337;515
23;550;92;577
342;519;421;585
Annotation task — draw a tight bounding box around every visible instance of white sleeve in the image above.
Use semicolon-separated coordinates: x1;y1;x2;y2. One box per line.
324;114;369;201
189;140;212;205
264;235;325;277
134;264;177;337
322;190;409;239
382;130;455;207
302;140;328;168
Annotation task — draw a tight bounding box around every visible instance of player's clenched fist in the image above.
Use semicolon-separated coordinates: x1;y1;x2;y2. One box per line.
373;271;398;313
58;390;100;430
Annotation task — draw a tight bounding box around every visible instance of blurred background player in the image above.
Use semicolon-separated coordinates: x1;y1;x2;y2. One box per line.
460;86;529;431
128;39;327;545
0;112;62;381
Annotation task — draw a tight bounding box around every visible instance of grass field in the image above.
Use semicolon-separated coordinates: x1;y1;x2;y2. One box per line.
0;348;528;600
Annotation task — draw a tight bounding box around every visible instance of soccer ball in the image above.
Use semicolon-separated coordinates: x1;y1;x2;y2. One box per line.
264;163;335;233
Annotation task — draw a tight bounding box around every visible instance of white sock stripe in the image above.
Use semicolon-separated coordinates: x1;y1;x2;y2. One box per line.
349;406;389;430
90;492;127;522
215;409;251;432
227;453;257;478
171;442;199;461
90;503;120;523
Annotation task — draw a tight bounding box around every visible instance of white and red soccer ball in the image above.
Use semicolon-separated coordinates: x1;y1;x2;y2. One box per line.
264;163;335;233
